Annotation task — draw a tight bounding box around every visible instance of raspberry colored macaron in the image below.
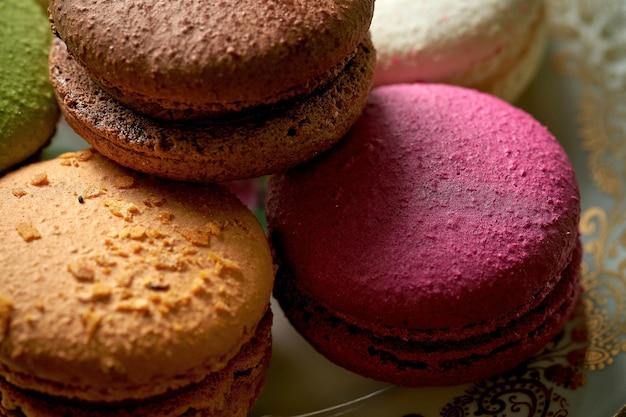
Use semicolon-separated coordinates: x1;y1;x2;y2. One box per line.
266;83;581;386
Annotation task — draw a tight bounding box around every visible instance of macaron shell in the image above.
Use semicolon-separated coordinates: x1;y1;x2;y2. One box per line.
0;310;272;416
0;0;59;172
0;150;274;402
49;36;375;182
266;83;580;332
49;0;374;119
370;0;546;101
459;12;547;103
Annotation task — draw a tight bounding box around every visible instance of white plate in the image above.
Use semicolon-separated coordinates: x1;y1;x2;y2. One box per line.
42;1;626;415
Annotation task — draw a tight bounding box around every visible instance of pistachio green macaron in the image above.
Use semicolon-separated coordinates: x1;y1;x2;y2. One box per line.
0;0;59;172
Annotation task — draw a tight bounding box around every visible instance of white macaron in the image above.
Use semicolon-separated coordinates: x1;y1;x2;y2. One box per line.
370;0;547;102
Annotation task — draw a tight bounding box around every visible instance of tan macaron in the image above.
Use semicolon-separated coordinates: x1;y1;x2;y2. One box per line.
0;150;274;415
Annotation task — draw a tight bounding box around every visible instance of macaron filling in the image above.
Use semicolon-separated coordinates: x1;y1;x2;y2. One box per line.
94;47;362;122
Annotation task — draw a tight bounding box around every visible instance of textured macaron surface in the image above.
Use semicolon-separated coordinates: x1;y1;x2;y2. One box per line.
49;35;375;182
0;311;272;417
0;150;274;402
267;83;580;332
0;0;59;171
49;0;374;115
370;0;545;100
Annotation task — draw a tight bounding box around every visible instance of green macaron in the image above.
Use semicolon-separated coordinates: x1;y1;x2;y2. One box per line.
0;0;59;172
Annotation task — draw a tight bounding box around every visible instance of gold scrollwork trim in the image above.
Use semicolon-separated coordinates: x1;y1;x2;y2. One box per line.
548;0;626;371
578;207;626;369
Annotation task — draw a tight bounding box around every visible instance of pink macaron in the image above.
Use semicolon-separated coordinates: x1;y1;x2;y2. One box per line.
266;83;581;386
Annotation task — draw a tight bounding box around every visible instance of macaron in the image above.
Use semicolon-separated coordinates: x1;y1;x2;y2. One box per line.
0;0;59;173
47;0;376;182
370;0;547;102
266;83;582;386
0;150;275;415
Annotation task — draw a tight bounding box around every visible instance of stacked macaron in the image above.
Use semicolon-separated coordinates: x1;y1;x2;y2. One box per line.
0;1;378;416
0;0;59;173
48;0;376;182
369;0;547;102
266;83;581;386
0;0;582;410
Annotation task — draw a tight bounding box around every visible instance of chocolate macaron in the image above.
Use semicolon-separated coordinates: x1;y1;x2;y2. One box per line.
0;150;274;415
48;0;375;182
266;83;582;386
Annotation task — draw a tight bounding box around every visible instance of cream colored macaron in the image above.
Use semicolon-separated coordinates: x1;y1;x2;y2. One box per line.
370;0;547;102
0;150;274;415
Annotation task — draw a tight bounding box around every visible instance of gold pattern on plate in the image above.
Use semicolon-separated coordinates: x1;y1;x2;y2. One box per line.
548;0;626;370
579;208;626;370
441;300;588;416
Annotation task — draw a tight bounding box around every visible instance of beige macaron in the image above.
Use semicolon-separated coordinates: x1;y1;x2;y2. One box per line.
370;0;547;102
0;150;274;415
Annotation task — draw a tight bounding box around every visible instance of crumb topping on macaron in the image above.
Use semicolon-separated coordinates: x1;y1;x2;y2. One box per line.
0;150;275;402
